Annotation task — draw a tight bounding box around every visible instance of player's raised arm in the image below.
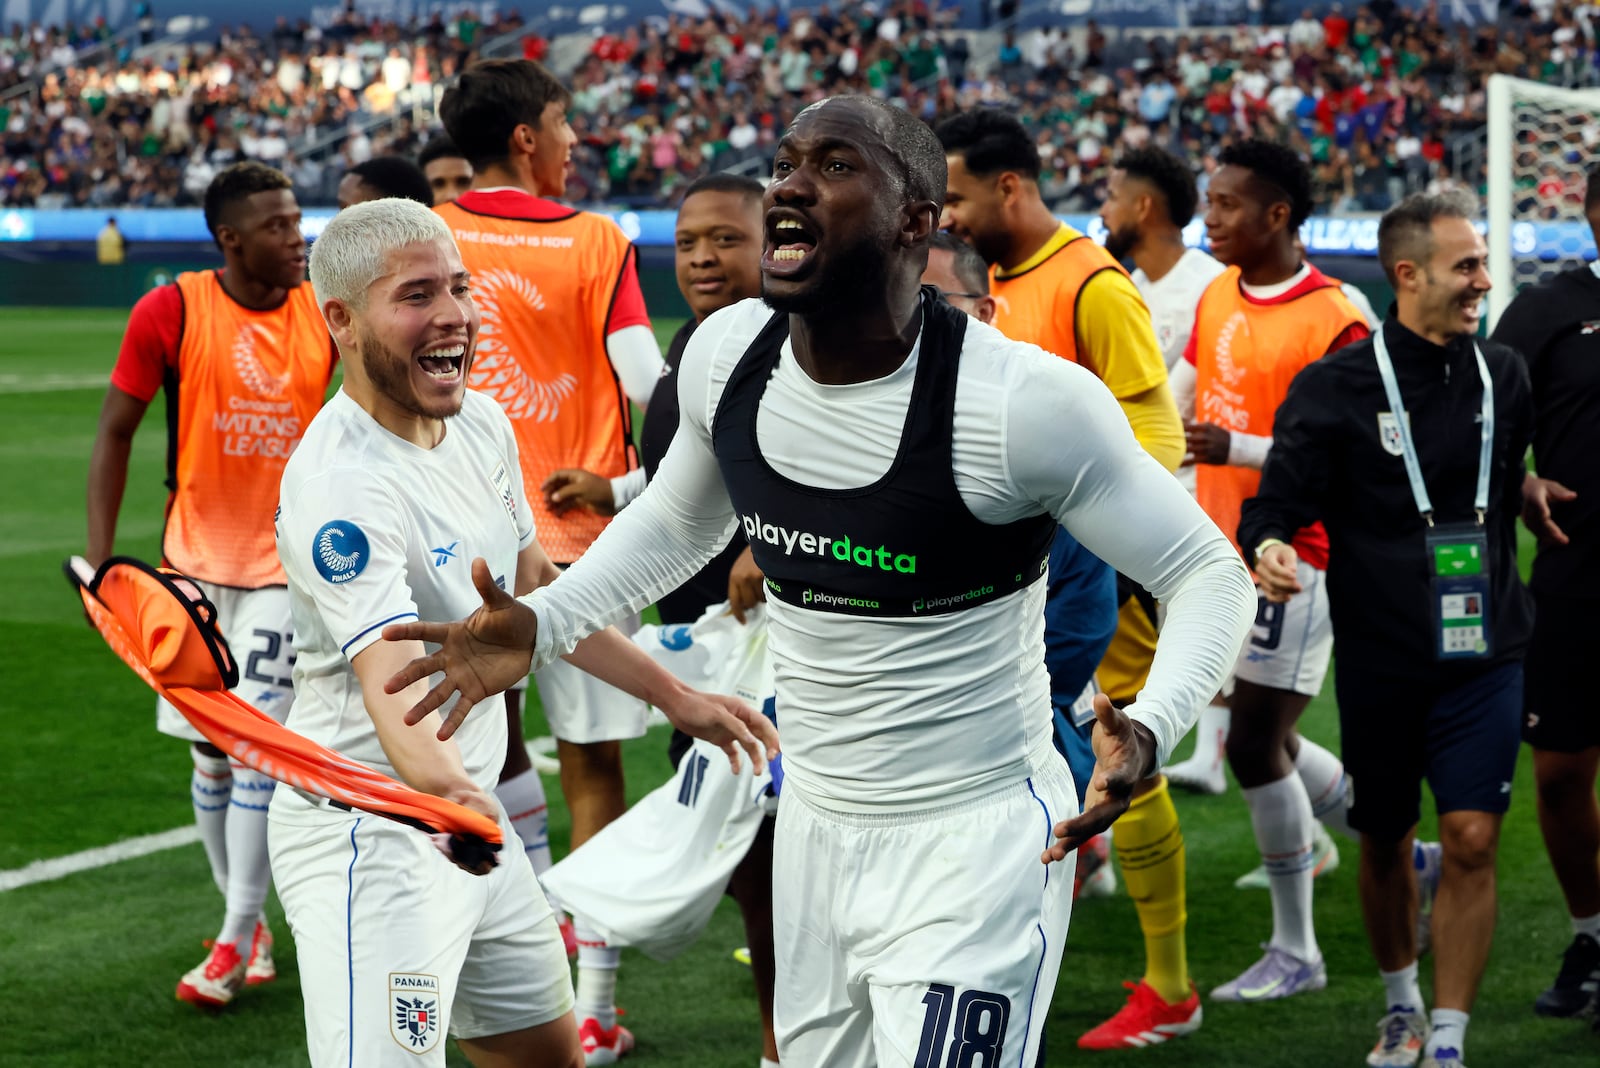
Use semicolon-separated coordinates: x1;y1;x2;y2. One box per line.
1006;355;1255;857
383;557;539;729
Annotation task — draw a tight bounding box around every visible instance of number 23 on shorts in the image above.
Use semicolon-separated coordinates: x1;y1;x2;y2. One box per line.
914;983;1012;1067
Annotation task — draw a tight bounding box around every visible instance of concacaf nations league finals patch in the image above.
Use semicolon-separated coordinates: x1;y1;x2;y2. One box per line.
313;520;370;584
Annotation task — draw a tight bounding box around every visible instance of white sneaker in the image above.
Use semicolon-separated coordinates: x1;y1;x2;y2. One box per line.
1235;822;1340;890
1420;1047;1465;1068
245;921;275;985
1367;1007;1428;1067
176;941;246;1008
1164;755;1226;795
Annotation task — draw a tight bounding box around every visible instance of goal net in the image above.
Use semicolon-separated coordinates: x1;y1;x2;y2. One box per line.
1487;74;1600;330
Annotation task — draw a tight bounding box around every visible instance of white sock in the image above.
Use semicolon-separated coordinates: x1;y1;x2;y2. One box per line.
1171;703;1229;777
189;747;232;896
1426;1008;1468;1058
574;918;620;1029
1293;736;1355;842
495;768;555;880
1380;961;1424;1013
1574;912;1600;940
1243;773;1320;962
760;1059;780;1068
217;763;275;948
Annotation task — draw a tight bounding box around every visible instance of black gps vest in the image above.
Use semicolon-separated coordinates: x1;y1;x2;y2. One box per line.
711;287;1054;618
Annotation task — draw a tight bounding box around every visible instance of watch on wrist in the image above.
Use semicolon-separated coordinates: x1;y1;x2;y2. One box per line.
1252;537;1286;567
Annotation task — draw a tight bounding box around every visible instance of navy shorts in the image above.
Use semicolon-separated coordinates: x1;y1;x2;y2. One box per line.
1523;592;1600;753
1337;661;1523;841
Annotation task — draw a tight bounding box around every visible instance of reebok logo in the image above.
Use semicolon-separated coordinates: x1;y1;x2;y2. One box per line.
741;513;917;574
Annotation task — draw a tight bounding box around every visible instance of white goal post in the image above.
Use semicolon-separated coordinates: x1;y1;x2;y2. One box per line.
1487;74;1600;330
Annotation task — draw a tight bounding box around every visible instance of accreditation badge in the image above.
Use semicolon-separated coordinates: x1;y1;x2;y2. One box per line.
1425;522;1491;660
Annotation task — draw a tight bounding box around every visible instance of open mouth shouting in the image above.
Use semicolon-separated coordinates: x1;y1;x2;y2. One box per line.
763;211;819;277
417;341;466;386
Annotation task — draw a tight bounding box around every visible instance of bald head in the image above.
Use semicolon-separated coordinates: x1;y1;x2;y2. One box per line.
790;96;947;209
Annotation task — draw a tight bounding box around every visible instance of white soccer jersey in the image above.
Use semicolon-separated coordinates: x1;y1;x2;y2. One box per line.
274;390;536;799
525;299;1254;813
1132;247;1225;373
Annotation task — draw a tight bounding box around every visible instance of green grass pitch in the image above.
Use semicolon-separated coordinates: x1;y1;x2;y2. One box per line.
0;306;1592;1066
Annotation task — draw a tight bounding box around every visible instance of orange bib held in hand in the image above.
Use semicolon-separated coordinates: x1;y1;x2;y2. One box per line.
67;555;503;870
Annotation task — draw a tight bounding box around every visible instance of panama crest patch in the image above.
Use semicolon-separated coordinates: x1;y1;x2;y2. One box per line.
389;972;441;1053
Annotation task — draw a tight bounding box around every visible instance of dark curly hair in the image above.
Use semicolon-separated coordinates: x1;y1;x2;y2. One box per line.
346;156;435;208
202;161;292;248
1115;146;1199;228
1217;139;1315;229
935;108;1040;182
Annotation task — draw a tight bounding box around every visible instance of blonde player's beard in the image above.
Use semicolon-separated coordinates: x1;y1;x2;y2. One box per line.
357;326;467;422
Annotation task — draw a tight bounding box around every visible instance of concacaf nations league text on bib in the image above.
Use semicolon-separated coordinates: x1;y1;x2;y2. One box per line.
712;288;1054;618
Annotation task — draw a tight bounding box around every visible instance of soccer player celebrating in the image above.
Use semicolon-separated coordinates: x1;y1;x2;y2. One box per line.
435;59;666;1060
1185;139;1368;1003
271;196;774;1068
382;95;1255;1066
1490;166;1600;1024
937;108;1202;1052
85;162;336;1007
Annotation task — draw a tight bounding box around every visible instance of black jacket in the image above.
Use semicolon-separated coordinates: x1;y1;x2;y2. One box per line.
1491;264;1600;598
1238;316;1534;686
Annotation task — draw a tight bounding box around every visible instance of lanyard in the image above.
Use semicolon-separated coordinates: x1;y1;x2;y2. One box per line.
1372;327;1494;526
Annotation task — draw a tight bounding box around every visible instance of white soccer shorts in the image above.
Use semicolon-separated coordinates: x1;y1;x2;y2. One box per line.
534;613;649;744
1232;560;1332;697
268;799;573;1067
772;743;1076;1067
156;582;293;741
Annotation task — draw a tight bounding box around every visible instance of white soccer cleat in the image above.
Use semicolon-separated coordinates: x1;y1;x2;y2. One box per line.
176;940;247;1008
245;920;275;985
1163;755;1226;795
1367;1007;1429;1066
1235;822;1339;890
1420;1048;1466;1068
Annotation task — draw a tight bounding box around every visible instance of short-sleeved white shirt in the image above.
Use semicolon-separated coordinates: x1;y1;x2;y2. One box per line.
1132;247;1225;372
274;390;536;798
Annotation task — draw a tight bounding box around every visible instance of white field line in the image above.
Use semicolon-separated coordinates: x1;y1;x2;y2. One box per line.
0;372;109;394
0;826;199;892
0;738;567;892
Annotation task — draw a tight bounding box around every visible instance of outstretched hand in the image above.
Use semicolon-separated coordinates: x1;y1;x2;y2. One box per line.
542;468;616;517
656;687;780;776
1043;695;1157;864
382;557;538;740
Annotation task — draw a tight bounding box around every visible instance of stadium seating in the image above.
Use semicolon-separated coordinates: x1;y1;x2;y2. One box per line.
0;1;1594;212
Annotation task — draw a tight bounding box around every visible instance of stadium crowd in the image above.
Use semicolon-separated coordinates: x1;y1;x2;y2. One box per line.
2;1;1598;214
